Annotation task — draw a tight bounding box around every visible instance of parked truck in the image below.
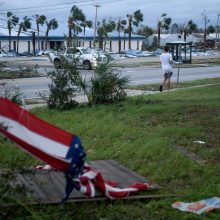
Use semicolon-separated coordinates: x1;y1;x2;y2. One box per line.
48;47;107;70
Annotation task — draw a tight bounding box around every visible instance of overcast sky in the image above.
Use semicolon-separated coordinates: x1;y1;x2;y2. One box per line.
0;0;219;30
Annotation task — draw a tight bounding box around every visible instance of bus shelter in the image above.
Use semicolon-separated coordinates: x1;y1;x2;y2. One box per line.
166;41;192;63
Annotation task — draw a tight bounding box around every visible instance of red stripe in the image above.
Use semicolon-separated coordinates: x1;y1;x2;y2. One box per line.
0;128;70;171
0;98;72;146
108;190;130;198
84;182;92;197
93;172;106;195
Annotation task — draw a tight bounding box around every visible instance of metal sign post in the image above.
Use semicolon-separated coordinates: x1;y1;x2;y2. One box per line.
176;45;182;84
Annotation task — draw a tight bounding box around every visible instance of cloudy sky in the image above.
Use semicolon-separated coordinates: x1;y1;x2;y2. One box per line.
0;0;219;30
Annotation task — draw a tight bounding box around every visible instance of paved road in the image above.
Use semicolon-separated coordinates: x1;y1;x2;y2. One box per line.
123;65;220;85
13;65;220;98
2;65;220;99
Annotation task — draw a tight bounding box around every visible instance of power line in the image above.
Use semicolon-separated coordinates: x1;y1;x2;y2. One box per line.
0;0;93;12
0;0;123;14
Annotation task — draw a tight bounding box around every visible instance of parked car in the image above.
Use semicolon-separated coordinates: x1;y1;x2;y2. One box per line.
0;50;17;57
36;49;54;56
48;47;107;70
18;51;33;57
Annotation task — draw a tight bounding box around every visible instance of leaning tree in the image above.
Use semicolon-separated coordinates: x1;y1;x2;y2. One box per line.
97;19;116;51
201;9;210;42
157;13;171;47
181;20;197;41
80;20;93;47
127;10;143;49
17;16;31;53
68;5;85;46
116;19;127;53
7;12;19;51
35;14;47;50
45;19;58;49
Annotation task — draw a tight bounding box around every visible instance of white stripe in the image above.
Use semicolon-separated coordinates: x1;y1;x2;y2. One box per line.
79;181;95;197
0;115;69;159
89;180;96;197
106;184;138;193
81;171;97;179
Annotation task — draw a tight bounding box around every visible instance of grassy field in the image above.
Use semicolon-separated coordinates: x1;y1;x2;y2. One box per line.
129;77;220;91
0;81;220;219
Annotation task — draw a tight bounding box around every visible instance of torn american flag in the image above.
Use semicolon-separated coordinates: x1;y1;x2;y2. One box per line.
0;97;153;202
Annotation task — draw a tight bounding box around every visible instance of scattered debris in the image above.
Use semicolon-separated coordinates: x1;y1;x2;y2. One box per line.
193;140;206;144
174;145;207;165
172;197;220;214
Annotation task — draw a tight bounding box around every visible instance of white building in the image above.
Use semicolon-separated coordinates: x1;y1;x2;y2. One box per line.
0;25;145;53
145;33;215;47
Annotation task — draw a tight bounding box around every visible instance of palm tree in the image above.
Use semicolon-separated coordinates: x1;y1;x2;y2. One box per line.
201;10;210;42
35;14;46;50
97;19;115;51
68;5;85;46
123;28;128;50
116;19;127;53
45;19;58;49
7;11;19;51
157;13;172;47
127;10;143;49
80;20;93;47
181;20;197;41
17;16;31;53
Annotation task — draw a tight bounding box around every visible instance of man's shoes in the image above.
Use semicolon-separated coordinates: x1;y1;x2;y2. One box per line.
159;85;163;92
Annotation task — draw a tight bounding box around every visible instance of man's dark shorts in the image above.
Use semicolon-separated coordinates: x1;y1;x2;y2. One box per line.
164;72;173;79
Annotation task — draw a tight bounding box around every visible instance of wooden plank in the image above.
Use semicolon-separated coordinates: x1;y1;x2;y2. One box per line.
0;160;160;206
89;160;160;189
0;194;178;207
174;145;207;165
30;172;64;202
16;173;48;202
89;160;139;186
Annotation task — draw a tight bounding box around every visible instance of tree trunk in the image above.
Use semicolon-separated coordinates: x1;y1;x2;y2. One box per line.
9;28;11;52
118;30;121;53
83;27;85;47
45;29;49;50
184;31;187;42
17;28;21;54
68;27;72;47
157;26;160;47
123;32;126;50
37;22;40;50
128;19;132;49
32;32;36;56
99;35;103;50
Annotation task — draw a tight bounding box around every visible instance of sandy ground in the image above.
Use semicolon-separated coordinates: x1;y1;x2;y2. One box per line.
1;54;220;69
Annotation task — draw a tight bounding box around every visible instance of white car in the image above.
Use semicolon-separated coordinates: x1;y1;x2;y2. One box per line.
48;47;107;70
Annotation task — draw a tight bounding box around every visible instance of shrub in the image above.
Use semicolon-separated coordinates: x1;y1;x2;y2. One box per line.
0;81;23;105
45;57;79;110
45;51;129;109
88;59;129;105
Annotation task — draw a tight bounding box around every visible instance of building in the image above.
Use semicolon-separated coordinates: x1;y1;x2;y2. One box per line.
0;24;145;53
145;33;215;47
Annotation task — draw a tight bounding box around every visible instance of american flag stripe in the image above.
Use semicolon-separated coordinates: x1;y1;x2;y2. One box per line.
0;98;72;171
0;116;69;158
0;98;153;200
74;167;152;199
0;98;73;145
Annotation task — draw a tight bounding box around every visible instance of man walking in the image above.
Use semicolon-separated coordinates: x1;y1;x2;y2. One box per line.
159;45;173;92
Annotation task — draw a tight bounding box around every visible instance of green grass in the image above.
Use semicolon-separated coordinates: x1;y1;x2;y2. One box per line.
129;77;220;91
0;69;42;79
0;83;220;219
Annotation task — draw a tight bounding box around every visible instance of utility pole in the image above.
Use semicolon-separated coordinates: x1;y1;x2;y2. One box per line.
32;31;36;57
215;13;220;50
93;4;100;48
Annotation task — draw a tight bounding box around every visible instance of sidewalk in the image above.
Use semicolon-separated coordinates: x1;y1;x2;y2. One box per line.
24;83;220;110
